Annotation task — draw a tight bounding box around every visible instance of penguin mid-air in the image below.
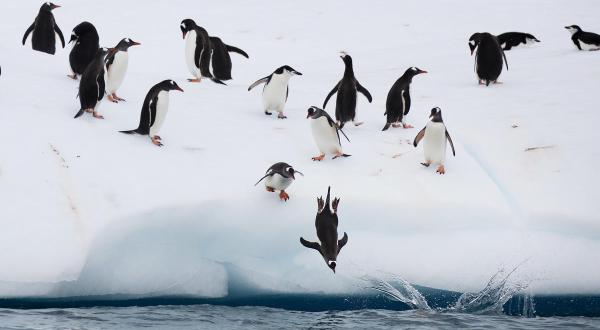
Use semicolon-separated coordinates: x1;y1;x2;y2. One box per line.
209;36;249;81
300;186;348;274
248;65;302;119
180;19;225;85
497;32;540;50
254;162;303;201
565;25;600;51
469;32;508;86
120;80;184;147
323;52;372;128
383;67;427;131
74;47;114;119
68;22;100;80
22;2;65;55
307;106;350;161
413;107;456;175
105;38;141;103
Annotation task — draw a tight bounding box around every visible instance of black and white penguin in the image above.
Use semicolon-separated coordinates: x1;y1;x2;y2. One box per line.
120;80;184;147
383;67;427;131
105;38;140;103
22;2;65;55
323;52;372;128
413;107;456;175
469;32;508;86
300;186;348;273
68;22;99;80
209;36;249;81
74;47;114;119
248;65;302;119
565;25;600;51
497;32;540;50
307;106;350;161
180;19;225;85
254;162;304;201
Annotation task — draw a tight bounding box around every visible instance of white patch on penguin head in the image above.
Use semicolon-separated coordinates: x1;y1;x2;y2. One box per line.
469;40;475;47
170;80;176;86
339;51;348;58
180;23;186;29
411;67;418;72
125;38;131;43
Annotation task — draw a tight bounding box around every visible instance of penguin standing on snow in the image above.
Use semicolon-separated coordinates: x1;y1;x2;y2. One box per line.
300;186;348;274
248;65;302;119
209;36;249;81
565;25;600;51
180;19;225;85
323;52;372;128
469;33;508;86
383;67;427;131
22;2;65;55
68;22;99;79
120;80;184;147
497;32;540;51
413;107;456;175
254;162;303;201
105;38;141;103
307;106;350;161
74;47;114;120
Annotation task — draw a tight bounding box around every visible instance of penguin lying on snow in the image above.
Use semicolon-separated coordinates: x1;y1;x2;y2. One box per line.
248;65;302;119
120;80;184;147
180;19;226;85
497;32;540;51
22;2;65;55
255;162;303;201
413;107;456;175
209;36;249;81
300;186;348;274
307;106;350;161
105;38;141;103
74;47;114;120
68;22;99;80
469;32;508;86
565;25;600;51
383;67;427;131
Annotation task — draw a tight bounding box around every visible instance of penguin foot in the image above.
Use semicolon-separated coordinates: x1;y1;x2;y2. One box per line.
312;154;325;161
493;80;503;84
392;123;402;128
264;111;272;116
107;94;118;103
266;186;275;192
112;94;126;102
421;162;431;167
478;79;485;85
151;136;163;147
279;190;289;202
85;109;93;113
277;113;287;119
187;78;201;83
436;165;446;175
67;74;77;80
92;111;104;119
332;153;351;159
402;123;414;129
154;135;162;140
353;121;364;126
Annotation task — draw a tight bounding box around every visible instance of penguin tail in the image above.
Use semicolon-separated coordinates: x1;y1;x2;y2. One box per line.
341;154;351;158
211;78;227;85
485;80;491;86
119;129;138;135
382;123;391;131
74;109;85;119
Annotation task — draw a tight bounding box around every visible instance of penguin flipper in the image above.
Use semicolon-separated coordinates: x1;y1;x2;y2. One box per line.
22;23;34;45
300;237;322;253
254;172;272;186
413;127;426;147
445;130;456;156
323;83;339;108
356;81;372;103
119;130;138;135
337;232;348;253
97;74;106;101
502;49;509;70
225;44;249;58
54;24;65;48
248;76;269;91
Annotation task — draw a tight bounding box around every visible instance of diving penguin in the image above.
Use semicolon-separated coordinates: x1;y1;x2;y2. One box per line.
497;32;540;51
248;65;302;119
469;32;508;86
565;25;600;51
105;38;141;103
300;186;348;273
383;67;427;131
323;52;372;128
307;106;350;161
74;47;114;120
120;80;184;147
254;162;303;201
180;19;225;85
68;22;99;80
22;2;65;55
413;107;456;175
209;36;249;81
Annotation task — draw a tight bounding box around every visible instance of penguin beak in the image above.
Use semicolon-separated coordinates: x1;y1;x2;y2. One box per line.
176;86;184;92
418;69;427;74
132;41;141;46
51;4;61;9
182;31;187;39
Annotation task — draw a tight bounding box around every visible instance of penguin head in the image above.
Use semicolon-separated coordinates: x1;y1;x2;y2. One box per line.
306;106;320;119
283;165;303;180
41;2;60;11
328;261;337;273
406;66;427;77
429;107;443;122
180;19;198;39
115;38;141;51
339;51;353;66
69;22;96;44
468;33;482;55
565;25;582;35
158;80;184;93
275;65;302;76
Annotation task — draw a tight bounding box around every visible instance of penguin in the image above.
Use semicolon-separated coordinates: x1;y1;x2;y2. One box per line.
497;32;540;51
180;19;225;85
248;65;302;119
68;22;99;80
565;25;600;51
22;2;65;55
74;47;114;120
209;36;249;81
254;162;304;201
307;106;350;161
105;38;141;103
469;32;508;86
413;107;456;175
120;80;184;147
323;52;372;128
300;186;348;274
383;67;427;131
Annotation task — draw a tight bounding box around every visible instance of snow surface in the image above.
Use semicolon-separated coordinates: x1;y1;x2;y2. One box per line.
1;0;599;297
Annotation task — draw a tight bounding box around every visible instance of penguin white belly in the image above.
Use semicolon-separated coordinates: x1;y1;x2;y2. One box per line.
423;122;447;165
311;117;342;155
185;31;200;78
262;75;290;112
149;91;170;136
107;52;129;94
265;174;293;191
578;39;599;51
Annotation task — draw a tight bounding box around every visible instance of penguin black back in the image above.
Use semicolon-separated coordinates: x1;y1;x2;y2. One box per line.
383;67;427;131
209;36;249;81
475;32;508;86
69;22;100;76
497;32;540;50
22;2;65;55
74;48;110;118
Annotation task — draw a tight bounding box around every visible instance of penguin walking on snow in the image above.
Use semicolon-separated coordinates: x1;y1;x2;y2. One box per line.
120;80;184;147
74;47;114;120
383;67;427;131
248;65;302;119
469;33;508;86
68;22;99;80
105;38;141;103
22;2;65;55
180;19;225;85
255;162;303;201
413;107;456;175
300;186;348;274
565;25;600;51
209;36;249;81
323;52;372;128
497;32;540;50
307;106;350;161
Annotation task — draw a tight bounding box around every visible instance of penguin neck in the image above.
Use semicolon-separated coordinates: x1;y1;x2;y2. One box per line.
343;63;354;78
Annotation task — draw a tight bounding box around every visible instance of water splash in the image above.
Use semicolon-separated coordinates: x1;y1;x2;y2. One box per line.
360;272;431;310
